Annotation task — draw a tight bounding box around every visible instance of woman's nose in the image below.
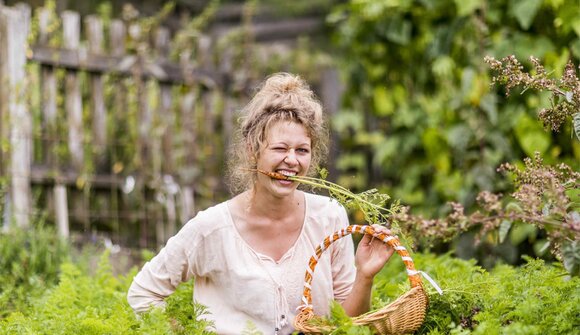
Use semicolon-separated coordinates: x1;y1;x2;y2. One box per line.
284;149;298;164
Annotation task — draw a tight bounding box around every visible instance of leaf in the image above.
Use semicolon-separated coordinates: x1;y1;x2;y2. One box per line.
514;113;551;156
333;110;365;133
446;125;472;152
561;240;580;276
499;220;513;243
480;94;498;125
533;239;550;256
510;223;537;245
505;202;523;213
510;0;543;30
386;16;411;45
372;137;399;167
573;112;580;141
422;128;451;173
454;0;483;17
373;86;394;116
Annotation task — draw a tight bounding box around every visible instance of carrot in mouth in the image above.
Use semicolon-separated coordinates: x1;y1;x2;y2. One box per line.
245;168;292;181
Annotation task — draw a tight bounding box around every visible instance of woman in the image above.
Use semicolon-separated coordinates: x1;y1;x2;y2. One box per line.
127;73;393;334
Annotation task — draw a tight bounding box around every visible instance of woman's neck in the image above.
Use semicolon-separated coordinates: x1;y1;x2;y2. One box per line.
245;188;302;221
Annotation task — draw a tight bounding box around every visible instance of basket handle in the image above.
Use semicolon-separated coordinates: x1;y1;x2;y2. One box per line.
299;225;423;309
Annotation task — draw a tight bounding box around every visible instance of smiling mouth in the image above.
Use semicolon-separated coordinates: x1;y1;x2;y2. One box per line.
273;170;297;185
277;170;297;177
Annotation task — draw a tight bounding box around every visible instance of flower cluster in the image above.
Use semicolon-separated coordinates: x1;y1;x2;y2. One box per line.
484;55;580;134
394;152;579;260
498;153;580;244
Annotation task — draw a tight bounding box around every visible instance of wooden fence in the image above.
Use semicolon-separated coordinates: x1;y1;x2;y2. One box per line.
0;3;342;249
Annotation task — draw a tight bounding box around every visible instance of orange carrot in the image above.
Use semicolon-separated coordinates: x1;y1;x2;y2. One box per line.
245;168;291;180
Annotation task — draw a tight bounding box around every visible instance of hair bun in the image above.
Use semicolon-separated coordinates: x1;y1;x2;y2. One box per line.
262;72;307;95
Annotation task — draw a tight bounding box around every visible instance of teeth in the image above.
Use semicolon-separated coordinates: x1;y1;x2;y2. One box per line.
279;170;296;176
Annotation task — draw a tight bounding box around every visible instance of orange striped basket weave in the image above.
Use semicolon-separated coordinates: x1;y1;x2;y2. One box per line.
294;225;428;335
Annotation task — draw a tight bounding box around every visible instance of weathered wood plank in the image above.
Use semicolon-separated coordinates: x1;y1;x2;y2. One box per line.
109;19;126;57
160;85;174;172
40;66;57;165
37;7;52;46
86;15;107;167
30;165;123;187
180;86;197;183
37;8;58;167
212;17;324;42
62;11;84;171
137;79;152;173
0;5;32;227
29;46;224;87
155;26;175;174
54;184;69;238
320;68;343;178
180;185;195;223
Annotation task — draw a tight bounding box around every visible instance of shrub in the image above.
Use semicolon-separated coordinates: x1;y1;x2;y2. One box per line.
0;223;69;319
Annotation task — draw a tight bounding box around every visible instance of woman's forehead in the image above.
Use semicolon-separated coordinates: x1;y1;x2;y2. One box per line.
265;121;311;143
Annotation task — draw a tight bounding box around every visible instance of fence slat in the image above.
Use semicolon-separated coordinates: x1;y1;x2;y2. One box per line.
110;19;126;57
37;7;52;45
62;11;90;234
86;15;107;167
62;11;84;170
165;192;176;242
38;7;58;168
320;68;343;178
156;27;175;175
54;183;69;238
180;185;195;223
0;5;32;227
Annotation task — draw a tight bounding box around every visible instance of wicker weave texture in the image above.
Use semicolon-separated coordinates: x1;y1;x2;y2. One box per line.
293;225;428;335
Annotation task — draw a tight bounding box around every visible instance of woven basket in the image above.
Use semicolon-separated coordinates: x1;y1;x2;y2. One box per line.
294;225;428;335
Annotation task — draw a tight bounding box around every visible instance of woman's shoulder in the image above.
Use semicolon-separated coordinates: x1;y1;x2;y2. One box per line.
305;192;344;210
180;200;231;235
304;192;347;223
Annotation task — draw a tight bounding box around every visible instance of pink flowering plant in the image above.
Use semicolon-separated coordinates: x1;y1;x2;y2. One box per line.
484;55;580;139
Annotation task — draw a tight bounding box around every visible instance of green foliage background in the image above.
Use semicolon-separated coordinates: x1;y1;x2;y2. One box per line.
328;0;580;216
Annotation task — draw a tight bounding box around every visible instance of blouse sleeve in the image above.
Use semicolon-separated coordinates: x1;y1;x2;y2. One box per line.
330;203;356;302
127;220;198;313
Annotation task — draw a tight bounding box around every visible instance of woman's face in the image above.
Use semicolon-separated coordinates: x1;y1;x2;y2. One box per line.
255;120;312;197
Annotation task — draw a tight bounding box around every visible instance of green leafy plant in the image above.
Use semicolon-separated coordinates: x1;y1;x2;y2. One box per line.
0;223;70;319
0;250;214;334
2;245;578;334
327;0;579;219
324;252;580;334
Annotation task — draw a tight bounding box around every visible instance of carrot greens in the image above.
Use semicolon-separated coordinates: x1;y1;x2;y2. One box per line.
253;168;401;230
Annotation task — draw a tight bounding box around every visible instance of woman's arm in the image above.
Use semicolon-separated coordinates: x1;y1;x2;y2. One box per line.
340;225;394;316
127;232;194;313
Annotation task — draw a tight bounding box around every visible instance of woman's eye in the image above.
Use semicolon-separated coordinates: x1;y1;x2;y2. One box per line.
298;148;310;153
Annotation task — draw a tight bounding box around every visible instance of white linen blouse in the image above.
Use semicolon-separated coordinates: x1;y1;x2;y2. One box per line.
127;192;356;335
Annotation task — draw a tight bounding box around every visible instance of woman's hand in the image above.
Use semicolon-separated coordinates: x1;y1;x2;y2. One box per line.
354;224;394;281
342;224;395;316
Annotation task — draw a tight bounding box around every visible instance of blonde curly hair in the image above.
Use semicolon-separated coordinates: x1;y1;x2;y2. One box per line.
226;73;329;194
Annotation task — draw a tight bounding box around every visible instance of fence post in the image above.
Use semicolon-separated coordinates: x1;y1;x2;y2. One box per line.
0;4;32;228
